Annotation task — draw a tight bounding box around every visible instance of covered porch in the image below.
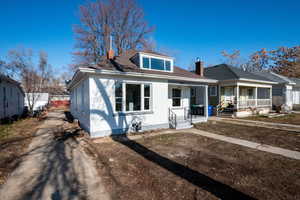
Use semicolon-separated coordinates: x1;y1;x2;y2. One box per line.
219;83;272;113
168;82;208;129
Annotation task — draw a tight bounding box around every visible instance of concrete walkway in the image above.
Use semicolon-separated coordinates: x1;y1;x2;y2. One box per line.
0;111;110;200
210;117;300;132
188;128;300;160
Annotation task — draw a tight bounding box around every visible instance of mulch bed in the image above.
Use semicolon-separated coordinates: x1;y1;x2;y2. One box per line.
85;132;300;200
194;121;300;151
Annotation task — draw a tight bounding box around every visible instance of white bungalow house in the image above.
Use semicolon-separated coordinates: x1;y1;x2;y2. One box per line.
204;64;277;117
0;74;25;119
252;71;299;111
290;78;300;108
68;50;217;138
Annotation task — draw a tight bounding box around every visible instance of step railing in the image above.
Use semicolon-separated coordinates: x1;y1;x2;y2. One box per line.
168;108;177;129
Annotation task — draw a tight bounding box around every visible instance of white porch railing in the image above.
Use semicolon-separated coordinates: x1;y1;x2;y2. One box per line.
257;99;272;107
238;99;271;108
238;99;256;108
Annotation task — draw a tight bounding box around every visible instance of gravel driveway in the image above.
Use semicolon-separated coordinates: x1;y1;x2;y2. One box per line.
0;111;110;200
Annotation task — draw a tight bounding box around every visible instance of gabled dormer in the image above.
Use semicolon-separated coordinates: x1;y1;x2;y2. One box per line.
132;52;174;72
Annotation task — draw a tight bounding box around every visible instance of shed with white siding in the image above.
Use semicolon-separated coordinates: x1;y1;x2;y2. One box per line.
0;74;25;119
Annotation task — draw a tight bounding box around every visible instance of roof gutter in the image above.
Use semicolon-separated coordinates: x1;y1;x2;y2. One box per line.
238;78;278;85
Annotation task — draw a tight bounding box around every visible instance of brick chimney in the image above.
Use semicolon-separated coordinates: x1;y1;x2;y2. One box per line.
195;60;204;76
107;49;114;60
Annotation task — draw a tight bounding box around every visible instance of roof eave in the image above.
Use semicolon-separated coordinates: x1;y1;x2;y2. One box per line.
75;67;218;84
238;78;278;85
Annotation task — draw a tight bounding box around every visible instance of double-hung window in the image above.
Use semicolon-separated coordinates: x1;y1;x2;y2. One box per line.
144;84;150;110
208;86;217;96
115;82;152;112
172;88;181;107
115;82;123;112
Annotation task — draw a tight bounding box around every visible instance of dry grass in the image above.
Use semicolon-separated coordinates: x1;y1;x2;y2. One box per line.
0;118;41;185
245;113;300;125
85;132;300;200
195;121;300;151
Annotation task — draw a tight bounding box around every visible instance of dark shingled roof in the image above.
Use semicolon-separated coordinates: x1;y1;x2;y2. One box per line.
204;64;274;82
290;77;300;86
84;50;210;80
252;71;295;84
0;73;25;94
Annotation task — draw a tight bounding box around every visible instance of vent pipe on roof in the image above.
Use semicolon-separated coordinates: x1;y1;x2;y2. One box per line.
107;35;114;59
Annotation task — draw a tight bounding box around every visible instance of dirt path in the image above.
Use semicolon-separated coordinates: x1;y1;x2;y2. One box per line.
0;111;110;200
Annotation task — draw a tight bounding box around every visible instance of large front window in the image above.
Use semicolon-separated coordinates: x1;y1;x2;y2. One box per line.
115;82;151;112
126;84;141;111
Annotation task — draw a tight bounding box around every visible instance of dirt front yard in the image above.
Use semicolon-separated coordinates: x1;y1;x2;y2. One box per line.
0;118;42;185
195;121;300;151
86;132;300;200
245;113;300;125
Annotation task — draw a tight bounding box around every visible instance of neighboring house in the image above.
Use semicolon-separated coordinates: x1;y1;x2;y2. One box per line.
289;77;300;108
252;71;296;110
25;93;49;111
0;74;25;119
204;64;277;117
68;50;216;138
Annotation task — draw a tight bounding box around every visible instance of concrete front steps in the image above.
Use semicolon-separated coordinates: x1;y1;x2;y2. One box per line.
176;120;193;130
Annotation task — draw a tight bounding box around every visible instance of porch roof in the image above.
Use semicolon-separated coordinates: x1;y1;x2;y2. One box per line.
252;71;296;85
204;64;277;84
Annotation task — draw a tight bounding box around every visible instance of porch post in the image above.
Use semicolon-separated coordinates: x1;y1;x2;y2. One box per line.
204;85;208;119
218;85;221;104
270;87;272;107
255;87;258;107
236;85;239;110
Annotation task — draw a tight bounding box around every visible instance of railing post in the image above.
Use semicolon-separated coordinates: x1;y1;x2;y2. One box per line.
255;87;258;108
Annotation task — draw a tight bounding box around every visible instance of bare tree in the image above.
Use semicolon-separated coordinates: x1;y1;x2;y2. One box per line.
0;59;6;74
73;0;154;65
6;48;53;114
221;50;242;67
247;48;270;72
270;46;300;77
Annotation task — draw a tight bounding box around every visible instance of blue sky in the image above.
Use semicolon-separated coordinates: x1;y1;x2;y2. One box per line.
0;0;299;73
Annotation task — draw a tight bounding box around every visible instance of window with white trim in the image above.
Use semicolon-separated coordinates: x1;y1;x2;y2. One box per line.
115;82;123;112
144;84;151;110
208;86;217;96
115;82;152;112
141;55;173;72
126;84;141;111
172;88;181;107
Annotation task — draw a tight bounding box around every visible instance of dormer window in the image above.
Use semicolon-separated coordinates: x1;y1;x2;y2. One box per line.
139;52;174;72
